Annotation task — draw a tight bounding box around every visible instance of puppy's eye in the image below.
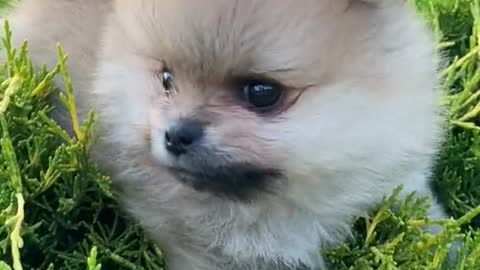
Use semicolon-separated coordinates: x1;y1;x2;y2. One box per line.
161;70;174;91
241;80;283;109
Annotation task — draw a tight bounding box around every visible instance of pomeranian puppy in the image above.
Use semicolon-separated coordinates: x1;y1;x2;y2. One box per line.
5;0;448;269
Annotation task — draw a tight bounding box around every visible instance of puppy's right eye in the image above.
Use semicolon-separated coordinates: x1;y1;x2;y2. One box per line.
161;70;174;91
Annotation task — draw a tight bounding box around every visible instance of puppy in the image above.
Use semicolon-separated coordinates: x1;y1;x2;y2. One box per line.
5;0;448;269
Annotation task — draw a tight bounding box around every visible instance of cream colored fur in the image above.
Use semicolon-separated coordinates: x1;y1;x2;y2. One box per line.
4;0;448;269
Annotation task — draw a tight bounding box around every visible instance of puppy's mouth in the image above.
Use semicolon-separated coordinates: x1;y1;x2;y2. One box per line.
165;163;283;201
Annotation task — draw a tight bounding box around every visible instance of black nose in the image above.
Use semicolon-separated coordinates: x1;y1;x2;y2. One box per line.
165;119;205;156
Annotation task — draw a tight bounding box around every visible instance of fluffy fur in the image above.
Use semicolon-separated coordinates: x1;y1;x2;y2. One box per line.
4;0;448;269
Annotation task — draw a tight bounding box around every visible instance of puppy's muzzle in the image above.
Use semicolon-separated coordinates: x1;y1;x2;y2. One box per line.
162;118;283;200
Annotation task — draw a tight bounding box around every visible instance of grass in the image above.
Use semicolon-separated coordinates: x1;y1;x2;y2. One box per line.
1;0;480;269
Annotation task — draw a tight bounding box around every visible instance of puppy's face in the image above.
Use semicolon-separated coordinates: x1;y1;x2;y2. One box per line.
94;0;441;204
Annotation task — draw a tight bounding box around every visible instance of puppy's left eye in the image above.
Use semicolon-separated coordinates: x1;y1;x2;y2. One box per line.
240;80;283;109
